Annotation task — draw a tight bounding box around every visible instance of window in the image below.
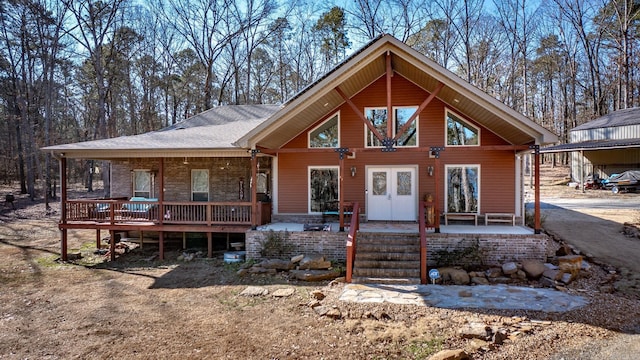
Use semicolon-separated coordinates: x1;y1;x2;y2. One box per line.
446;165;479;213
133;170;152;198
309;167;339;213
309;112;339;148
365;106;418;147
191;169;209;201
446;110;479;146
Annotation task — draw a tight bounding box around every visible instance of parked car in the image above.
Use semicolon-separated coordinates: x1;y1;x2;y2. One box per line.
603;170;640;193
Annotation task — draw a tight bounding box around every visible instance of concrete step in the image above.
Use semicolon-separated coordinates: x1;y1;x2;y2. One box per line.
351;277;421;285
354;259;421;269
355;251;421;261
353;267;421;278
357;244;420;253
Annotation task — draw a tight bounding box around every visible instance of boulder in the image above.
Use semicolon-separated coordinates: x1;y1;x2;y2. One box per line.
290;254;304;263
502;262;519;275
272;288;295;297
240;286;268;296
458;322;491;340
311;290;326;300
438;267;470;285
289;269;341;281
471;277;489;285
258;259;293;270
485;267;503;278
298;254;332;270
543;269;562;281
521;260;546;279
428;349;469;360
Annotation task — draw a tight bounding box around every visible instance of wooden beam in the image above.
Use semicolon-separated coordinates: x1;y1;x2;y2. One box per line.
334;86;385;142
207;232;213;258
386;51;393;139
393;82;445;142
258;144;531;155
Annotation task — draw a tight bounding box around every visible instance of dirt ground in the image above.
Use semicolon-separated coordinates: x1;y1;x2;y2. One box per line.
1;167;640;359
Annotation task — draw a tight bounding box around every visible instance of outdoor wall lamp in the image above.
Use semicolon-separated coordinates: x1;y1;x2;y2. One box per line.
183;157;189;165
427;166;434;177
350;166;357;177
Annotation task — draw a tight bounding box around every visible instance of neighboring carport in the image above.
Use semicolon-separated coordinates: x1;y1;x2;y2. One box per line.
541;138;640;192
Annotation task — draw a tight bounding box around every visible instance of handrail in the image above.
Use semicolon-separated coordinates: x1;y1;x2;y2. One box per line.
64;199;253;225
419;201;427;284
345;202;360;283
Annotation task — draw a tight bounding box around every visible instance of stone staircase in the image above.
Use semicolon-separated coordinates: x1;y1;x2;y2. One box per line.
351;232;422;284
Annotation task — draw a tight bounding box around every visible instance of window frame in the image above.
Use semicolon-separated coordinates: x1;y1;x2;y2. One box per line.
445;109;480;147
445;164;480;214
364;106;419;148
308;111;340;148
132;169;153;198
308;166;340;214
191;169;209;202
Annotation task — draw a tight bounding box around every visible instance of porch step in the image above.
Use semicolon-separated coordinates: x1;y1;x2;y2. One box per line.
351;277;421;285
352;232;421;284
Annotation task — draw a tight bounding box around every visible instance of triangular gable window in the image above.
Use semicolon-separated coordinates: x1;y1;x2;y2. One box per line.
446;110;479;146
309;112;340;148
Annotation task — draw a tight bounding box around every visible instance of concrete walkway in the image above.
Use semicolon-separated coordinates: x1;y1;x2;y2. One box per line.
340;283;588;312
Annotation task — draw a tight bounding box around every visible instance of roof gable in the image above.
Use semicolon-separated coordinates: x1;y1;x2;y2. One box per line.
236;35;557;149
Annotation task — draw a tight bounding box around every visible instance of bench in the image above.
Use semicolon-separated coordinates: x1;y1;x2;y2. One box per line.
444;212;478;226
484;213;516;226
322;202;354;223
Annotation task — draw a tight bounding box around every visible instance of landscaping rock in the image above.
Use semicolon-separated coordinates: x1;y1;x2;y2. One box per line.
298;254;332;270
438;267;470;285
428;349;469;360
459;322;491;340
290;254;304;263
272;288;295;297
240;286;268;296
559;255;583;278
258;259;293;270
471;277;489;285
522;260;546;279
311;290;326;300
486;267;503;278
289;269;341;281
543;269;562;281
502;262;519;275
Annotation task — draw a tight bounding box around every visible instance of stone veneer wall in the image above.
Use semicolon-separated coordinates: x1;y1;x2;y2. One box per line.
246;230;552;265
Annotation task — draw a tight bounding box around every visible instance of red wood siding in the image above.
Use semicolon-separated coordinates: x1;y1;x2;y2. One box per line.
277;74;516;214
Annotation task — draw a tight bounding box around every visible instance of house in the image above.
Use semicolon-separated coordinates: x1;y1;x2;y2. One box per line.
542;107;640;188
43;35;557;283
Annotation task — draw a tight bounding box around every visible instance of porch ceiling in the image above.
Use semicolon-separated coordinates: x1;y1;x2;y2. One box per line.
238;35;557;150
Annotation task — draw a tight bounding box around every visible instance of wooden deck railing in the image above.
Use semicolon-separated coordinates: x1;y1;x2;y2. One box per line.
345;202;360;283
64;199;254;225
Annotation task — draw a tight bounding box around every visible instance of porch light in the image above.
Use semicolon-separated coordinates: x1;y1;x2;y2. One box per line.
183;157;189;165
427;166;434;177
350;166;357;177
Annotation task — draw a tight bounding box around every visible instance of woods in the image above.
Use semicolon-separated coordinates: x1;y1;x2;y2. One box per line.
1;0;640;202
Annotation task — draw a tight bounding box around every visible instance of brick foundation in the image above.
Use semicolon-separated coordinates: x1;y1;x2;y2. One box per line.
246;230;552;265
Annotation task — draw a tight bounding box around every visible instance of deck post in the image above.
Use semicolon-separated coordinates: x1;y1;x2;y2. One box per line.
60;157;68;261
430;147;444;233
159;158;164;225
109;230;116;261
207;232;212;258
96;230;101;250
250;150;259;230
159;231;164;260
336;148;350;232
533;145;541;234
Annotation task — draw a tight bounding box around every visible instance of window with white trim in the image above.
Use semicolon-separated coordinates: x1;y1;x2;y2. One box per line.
191;169;209;201
309;167;339;213
309;112;339;148
365;106;418;147
132;170;152;198
446;165;479;213
446;110;479;146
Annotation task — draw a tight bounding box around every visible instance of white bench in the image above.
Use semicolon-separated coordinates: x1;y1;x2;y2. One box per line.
444;212;478;226
484;213;515;226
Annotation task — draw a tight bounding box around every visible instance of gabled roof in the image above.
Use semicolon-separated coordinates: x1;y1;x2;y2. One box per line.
541;138;640;153
572;107;640;131
43;105;279;159
236;34;557;149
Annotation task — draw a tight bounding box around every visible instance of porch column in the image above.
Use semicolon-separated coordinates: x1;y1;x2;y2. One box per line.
533;145;541;234
158;158;164;224
430;147;444;233
336;148;350;232
250;150;259;230
60;157;68;261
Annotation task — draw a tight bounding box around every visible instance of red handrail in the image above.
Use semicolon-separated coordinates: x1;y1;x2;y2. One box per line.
345;202;360;283
419;201;427;284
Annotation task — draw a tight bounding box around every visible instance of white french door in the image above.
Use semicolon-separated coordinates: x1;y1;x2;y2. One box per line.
367;166;417;221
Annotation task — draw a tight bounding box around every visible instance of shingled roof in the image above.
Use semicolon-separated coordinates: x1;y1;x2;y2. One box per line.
573;107;640;131
43;104;280;158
